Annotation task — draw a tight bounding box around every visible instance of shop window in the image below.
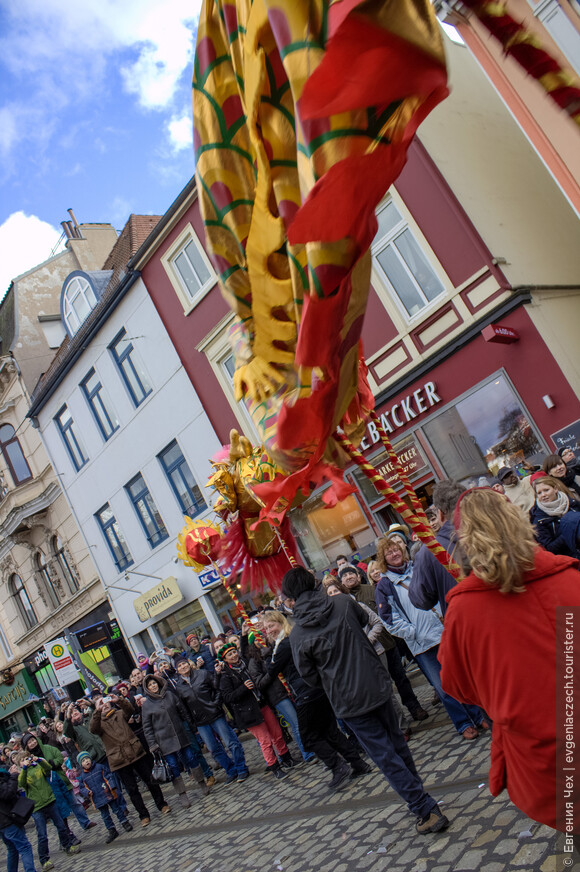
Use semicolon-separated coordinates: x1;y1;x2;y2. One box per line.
421;373;544;484
0;424;32;485
157;440;205;517
372;199;445;319
55;405;88;471
161;223;215;312
62;274;97;337
125;473;168;548
51;535;79;594
289;492;376;572
35;551;61;609
9;573;37;630
207;584;266;632
81;368;119;440
155;598;213;648
109;329;152;408
95;503;133;572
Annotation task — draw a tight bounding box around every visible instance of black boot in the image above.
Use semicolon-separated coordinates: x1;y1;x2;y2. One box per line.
350;760;373;777
280;751;298;769
268;762;288;780
105;828;119;844
328;758;350;792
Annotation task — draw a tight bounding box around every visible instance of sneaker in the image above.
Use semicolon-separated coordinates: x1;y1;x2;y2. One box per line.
225;773;238;785
280;752;297;769
105;829;119;844
141;817;150;828
42;862;55;871
236;771;249;782
65;844;81;855
416;805;450;834
305;755;318;765
69;836;82;846
328;759;350;793
84;821;98;830
161;804;171;814
410;707;429;722
462;726;479;740
122;821;133;832
205;775;216;787
269;763;288;780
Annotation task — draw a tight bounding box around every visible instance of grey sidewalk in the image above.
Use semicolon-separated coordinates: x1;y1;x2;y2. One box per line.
26;680;573;872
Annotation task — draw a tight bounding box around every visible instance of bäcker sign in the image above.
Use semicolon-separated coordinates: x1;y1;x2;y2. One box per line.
374;435;428;489
133;576;182;622
360;381;442;450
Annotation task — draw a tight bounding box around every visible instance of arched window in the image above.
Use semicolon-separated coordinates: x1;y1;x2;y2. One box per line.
62;274;97;336
35;550;60;609
0;424;32;485
51;535;79;595
9;573;37;630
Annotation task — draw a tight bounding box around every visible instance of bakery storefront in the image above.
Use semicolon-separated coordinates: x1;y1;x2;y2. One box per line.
290;308;580;570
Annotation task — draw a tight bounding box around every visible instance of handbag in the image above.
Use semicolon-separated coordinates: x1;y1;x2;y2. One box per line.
10;795;35;826
150;751;172;784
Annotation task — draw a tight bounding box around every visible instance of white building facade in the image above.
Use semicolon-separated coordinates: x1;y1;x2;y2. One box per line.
29;267;226;658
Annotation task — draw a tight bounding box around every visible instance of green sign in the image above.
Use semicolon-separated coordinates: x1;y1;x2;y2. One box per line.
0;671;38;717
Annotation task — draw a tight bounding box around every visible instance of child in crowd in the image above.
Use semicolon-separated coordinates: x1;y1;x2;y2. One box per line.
77;751;133;844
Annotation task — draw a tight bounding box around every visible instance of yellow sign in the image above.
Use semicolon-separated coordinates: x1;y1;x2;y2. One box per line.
51;643;64;658
133;576;182;623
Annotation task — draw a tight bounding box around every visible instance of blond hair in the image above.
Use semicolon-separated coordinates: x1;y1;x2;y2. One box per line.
376;536;409;573
261;609;293;638
456;489;535;593
532;474;572;498
367;559;381;579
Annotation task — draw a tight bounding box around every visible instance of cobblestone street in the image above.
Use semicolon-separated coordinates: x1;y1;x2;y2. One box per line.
27;678;573;872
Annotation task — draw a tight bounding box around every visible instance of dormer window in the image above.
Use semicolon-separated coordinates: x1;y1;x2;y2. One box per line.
62;273;98;336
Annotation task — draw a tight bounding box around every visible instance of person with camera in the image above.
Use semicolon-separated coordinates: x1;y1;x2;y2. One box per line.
90;693;170;827
0;753;38;872
17;749;81;869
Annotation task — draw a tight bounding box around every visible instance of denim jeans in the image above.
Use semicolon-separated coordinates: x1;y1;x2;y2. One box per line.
99;801;128;830
415;645;484;735
197;717;249;777
32;801;73;863
69;792;91;828
1;824;38;872
164;745;199;780
182;722;213;777
343;699;437;819
274;697;315;761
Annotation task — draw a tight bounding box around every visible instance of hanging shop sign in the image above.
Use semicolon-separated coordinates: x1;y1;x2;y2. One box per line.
133;576;182;622
198;565;232;589
76;622;110;652
23;648;50;674
481;324;520;344
361;381;442;449
44;638;80;687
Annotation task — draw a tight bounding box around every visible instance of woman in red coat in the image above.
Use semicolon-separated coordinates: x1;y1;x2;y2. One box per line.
439;487;580;832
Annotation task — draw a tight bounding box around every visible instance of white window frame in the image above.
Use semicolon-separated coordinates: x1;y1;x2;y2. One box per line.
527;1;580;76
161;223;217;314
196;313;261;443
62;275;97;336
370;193;450;326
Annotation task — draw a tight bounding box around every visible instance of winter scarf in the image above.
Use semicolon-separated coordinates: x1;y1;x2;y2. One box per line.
538;491;570;517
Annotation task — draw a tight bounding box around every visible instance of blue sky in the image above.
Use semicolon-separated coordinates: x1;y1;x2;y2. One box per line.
0;0;202;298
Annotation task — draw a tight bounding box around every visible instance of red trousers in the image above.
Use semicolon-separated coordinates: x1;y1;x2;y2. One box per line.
247;706;288;765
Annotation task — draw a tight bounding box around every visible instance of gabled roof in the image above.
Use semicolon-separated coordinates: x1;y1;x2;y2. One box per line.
28;214;162;415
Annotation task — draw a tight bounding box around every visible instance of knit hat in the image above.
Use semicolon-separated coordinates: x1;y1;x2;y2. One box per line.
21;732;35;749
173;655;189;667
338;565;360;580
530;471;548;487
115;682;129;693
77;751;92;766
185;633;198;645
217;641;238;661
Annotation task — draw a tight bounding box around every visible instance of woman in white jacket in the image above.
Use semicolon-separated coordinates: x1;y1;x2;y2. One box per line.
375;536;488;741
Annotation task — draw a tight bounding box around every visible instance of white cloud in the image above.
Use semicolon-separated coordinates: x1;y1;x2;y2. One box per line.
0;212;64;302
167;114;193;152
0;0;202;155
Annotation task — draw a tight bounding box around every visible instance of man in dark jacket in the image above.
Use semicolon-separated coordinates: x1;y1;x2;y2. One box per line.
408;480;467;617
174;657;249;783
338;565;428;723
283;567;450;835
186;634;217;672
0;760;37;872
